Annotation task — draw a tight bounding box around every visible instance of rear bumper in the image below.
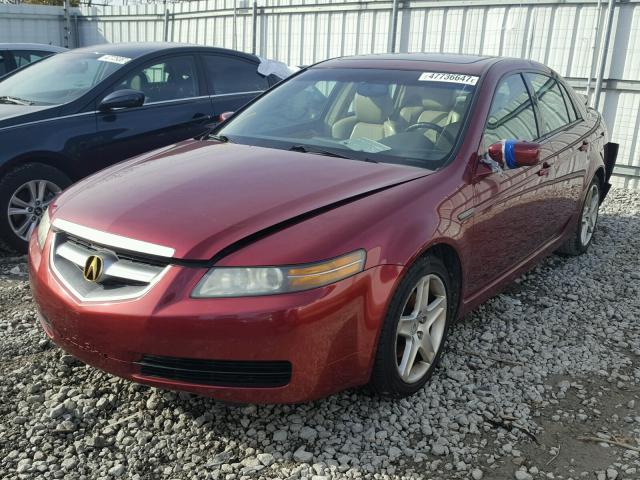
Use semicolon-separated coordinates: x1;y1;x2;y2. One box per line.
29;236;403;403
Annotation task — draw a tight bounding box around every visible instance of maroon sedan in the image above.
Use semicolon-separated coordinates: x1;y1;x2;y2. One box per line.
29;54;617;403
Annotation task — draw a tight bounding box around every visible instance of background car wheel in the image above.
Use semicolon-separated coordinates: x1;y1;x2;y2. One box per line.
0;163;71;253
557;178;601;256
369;254;455;397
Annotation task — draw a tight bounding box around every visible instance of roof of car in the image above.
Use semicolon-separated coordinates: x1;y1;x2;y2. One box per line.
0;43;67;52
69;42;259;62
314;53;535;76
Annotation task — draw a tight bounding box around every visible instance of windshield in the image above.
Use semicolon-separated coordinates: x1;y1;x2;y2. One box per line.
218;68;478;168
0;52;129;106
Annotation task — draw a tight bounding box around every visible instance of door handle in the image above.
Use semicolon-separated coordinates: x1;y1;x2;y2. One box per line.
537;162;551;176
578;140;589;152
193;113;213;121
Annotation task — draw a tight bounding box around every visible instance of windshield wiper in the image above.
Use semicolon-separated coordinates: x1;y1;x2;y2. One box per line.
289;144;349;158
289;144;380;161
0;96;34;106
289;144;380;163
207;134;231;143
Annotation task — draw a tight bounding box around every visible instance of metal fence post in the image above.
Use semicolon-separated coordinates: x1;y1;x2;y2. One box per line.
389;0;399;53
74;14;79;48
163;8;170;42
63;0;71;48
252;1;258;55
233;0;238;51
585;0;603;104
593;0;617;109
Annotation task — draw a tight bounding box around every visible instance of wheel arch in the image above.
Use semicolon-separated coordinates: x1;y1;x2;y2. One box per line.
415;240;464;321
0;152;80;182
593;166;607;203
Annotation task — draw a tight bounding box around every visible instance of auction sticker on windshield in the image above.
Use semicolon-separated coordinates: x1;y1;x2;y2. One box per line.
97;54;131;65
418;72;478;86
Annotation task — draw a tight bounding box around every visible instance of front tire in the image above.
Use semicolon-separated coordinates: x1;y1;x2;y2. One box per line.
558;178;600;256
370;254;454;397
0;163;71;253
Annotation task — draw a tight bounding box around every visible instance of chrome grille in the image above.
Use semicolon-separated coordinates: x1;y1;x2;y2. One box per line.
50;231;170;302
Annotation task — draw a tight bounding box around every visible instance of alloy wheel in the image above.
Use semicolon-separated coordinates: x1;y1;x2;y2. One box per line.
580;184;599;247
8;180;61;241
395;273;447;383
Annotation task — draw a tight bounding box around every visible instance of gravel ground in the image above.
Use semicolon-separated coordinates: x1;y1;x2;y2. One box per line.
0;187;638;480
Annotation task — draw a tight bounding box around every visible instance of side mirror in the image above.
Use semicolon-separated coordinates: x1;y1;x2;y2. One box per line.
218;111;234;122
488;140;541;169
99;89;145;112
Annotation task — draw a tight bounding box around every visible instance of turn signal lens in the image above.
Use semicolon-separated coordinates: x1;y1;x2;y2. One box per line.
287;250;365;289
36;209;51;249
192;250;366;298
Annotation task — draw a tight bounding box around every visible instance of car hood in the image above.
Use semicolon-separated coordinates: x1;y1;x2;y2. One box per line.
0;104;56;128
54;141;432;261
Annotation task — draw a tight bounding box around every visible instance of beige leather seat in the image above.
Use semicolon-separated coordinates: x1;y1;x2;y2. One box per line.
417;99;459;125
398;94;424;126
332;93;398;140
129;73;149;92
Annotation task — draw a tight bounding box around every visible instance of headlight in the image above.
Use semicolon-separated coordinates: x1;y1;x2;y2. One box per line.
36;209;51;249
192;250;366;298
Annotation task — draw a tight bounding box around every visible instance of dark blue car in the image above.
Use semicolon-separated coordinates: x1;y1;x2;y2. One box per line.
0;43;285;251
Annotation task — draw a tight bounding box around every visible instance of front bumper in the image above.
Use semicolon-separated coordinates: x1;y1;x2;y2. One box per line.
29;236;403;403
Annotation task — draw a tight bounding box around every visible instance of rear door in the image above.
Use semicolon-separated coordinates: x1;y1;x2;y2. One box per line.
525;73;585;234
467;73;549;295
94;54;213;169
201;54;270;117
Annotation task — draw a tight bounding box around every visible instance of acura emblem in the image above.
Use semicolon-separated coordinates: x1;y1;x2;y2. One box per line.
83;255;104;282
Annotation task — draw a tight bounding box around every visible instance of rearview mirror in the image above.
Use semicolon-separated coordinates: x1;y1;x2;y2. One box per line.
218;111;234;122
99;89;145;112
488;140;541;169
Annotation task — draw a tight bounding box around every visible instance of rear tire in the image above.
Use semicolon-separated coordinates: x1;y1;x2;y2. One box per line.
557;178;600;256
369;254;455;397
0;163;71;253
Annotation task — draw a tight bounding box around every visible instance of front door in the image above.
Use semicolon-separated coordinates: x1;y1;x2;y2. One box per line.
466;73;550;296
94;54;213;170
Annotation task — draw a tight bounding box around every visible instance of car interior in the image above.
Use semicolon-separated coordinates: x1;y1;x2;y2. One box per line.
118;56;198;104
223;71;476;169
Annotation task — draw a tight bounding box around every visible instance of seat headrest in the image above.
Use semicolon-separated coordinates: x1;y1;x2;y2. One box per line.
354;92;393;124
422;98;448;111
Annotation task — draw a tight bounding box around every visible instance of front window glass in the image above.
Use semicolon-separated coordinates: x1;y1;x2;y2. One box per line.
0;52;125;106
113;55;198;104
217;68;478;169
483;74;538;149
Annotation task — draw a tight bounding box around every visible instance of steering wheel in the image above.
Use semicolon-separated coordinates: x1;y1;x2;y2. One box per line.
405;121;456;145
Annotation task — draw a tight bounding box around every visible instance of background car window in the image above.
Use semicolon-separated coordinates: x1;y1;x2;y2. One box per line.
270;80;337;126
116;56;198;104
203;55;268;94
0;52;122;105
484;74;538;148
0;52;8;76
12;50;50;68
526;73;571;134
